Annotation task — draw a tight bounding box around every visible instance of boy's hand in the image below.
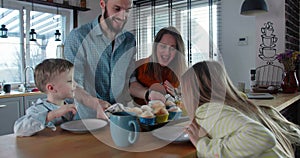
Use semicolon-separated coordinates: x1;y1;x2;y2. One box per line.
46;104;77;122
58;104;77;115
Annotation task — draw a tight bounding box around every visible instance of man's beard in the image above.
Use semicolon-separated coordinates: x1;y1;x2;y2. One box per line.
104;6;125;33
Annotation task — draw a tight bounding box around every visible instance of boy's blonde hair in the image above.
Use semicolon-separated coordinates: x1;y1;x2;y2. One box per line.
34;59;73;93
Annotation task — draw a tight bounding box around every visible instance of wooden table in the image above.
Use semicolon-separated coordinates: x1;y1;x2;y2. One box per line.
0;121;196;158
0;92;299;158
249;92;300;111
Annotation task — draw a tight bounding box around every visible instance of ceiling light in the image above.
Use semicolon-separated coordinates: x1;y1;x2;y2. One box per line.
240;0;268;16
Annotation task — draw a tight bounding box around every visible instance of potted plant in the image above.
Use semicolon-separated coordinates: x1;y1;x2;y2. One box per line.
276;50;300;93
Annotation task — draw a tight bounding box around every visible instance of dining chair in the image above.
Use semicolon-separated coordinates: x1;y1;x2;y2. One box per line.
255;64;284;87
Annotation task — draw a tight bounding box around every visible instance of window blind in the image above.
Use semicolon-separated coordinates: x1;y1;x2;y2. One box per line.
133;0;221;66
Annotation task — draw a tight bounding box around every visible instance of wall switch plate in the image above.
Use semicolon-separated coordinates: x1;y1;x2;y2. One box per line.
238;36;248;46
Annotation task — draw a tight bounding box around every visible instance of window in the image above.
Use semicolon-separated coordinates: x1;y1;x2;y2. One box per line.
0;8;21;83
0;1;69;86
132;0;221;66
25;10;66;83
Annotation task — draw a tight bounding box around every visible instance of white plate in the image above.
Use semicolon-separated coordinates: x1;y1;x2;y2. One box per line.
61;119;107;133
152;126;190;143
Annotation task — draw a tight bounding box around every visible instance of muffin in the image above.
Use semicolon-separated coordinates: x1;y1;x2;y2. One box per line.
168;106;182;120
139;111;156;125
127;107;143;116
168;106;181;112
165;100;176;109
155;108;169;123
140;105;152;112
148;100;165;109
175;100;184;109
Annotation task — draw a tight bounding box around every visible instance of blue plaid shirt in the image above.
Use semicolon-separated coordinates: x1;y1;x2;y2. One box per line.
64;16;136;119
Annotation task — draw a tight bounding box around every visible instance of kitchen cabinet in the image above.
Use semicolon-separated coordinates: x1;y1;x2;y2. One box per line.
0;97;23;135
0;93;46;136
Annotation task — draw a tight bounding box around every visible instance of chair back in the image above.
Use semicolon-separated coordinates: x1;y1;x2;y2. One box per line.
255;64;284;87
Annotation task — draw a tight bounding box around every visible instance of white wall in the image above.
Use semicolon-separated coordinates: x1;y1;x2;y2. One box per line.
78;0;101;26
222;0;285;90
256;0;285;67
77;0;134;30
77;0;286;90
221;0;256;89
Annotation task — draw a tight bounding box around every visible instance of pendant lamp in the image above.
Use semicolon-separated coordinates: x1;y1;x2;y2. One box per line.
29;29;37;41
0;0;8;38
29;1;37;41
54;7;61;41
0;24;7;38
54;30;61;41
240;0;268;16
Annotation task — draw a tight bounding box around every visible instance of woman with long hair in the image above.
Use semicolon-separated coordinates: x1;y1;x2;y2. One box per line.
130;26;187;105
182;60;300;157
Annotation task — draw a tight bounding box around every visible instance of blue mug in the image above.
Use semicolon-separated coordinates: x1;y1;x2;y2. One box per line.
110;112;140;147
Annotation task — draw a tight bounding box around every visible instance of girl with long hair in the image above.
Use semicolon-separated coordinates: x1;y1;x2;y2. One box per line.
182;60;300;157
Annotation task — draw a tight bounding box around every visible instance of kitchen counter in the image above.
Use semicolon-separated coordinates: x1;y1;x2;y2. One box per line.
250;92;300;125
250;92;300;111
0;90;44;99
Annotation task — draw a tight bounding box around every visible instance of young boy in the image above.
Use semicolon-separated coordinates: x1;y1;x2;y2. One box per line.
14;59;77;136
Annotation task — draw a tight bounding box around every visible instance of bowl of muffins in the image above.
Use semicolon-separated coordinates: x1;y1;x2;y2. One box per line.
125;99;184;132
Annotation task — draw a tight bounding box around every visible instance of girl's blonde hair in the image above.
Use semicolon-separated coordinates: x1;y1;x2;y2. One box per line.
181;60;300;157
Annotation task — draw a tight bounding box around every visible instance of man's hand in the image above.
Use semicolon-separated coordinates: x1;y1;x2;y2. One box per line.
95;99;111;120
73;85;110;120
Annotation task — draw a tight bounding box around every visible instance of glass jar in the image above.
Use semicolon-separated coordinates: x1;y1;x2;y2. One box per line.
281;71;299;93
